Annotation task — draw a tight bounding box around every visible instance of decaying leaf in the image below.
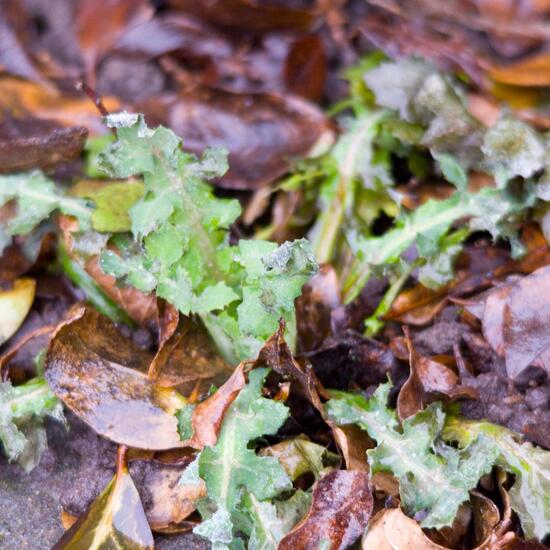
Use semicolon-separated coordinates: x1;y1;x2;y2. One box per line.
397;328;478;419
279;470;373;550
0;115;88;174
362;507;447;550
260;435;339;481
52;447;154;549
176;362;245;449
0;277;35;345
45;307;186;450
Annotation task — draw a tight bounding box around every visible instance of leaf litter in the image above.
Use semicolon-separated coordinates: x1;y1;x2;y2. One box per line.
1;1;550;549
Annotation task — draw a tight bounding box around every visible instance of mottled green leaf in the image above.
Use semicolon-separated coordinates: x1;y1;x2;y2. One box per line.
443;416;550;540
0;376;64;472
326;384;498;529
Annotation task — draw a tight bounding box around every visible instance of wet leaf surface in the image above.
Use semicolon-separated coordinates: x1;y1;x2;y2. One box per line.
53;447;154;549
279;470;373;550
45;307;186;450
0;278;36;346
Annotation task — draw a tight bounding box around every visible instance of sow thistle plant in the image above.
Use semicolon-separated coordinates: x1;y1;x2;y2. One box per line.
0;112;318;364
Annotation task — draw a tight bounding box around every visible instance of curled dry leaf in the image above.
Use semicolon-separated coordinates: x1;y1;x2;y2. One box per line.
0;278;36;345
279;470;373;550
362;507;448;550
136;87;334;190
45;307;186;450
179;363;245;449
397;329;478;420
131;458;205;533
53;447;154;550
0;115;87;174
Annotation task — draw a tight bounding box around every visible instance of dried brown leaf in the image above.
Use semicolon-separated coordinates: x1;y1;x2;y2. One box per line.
45;307;185;450
279;470;373;550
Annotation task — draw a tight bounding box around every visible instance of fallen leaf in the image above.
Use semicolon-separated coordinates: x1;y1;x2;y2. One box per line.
131;458;205;533
85;255;158;329
0;0;45;83
0;278;36;345
490;53;550;87
296;264;341;353
136;87;334;190
361;507;447;550
45;307;186;450
0;115;87;173
0;77;120;135
74;0;153;85
166;0;317;32
151;315;234;395
52;446;154;549
178;363;245;449
397;328;478;420
279;470;373;550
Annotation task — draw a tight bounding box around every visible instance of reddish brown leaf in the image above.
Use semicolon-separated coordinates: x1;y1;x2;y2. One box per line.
74;0;153;85
279;470;373;550
180;363;246;450
156;318;233;396
166;0;317;33
397;328;478;420
284;35;327;102
0;115;87;173
136;87;333;190
45;307;186;450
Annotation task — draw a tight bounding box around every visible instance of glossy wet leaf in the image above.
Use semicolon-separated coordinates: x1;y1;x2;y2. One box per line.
279;470;373;550
0;278;35;345
53;449;154;549
45;307;186;450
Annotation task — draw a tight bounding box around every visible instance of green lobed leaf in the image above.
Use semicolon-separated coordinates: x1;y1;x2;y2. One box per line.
0;376;65;472
326;383;498;529
193;368;292;548
0;171;92;241
443;416;550;540
96;113;317;363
